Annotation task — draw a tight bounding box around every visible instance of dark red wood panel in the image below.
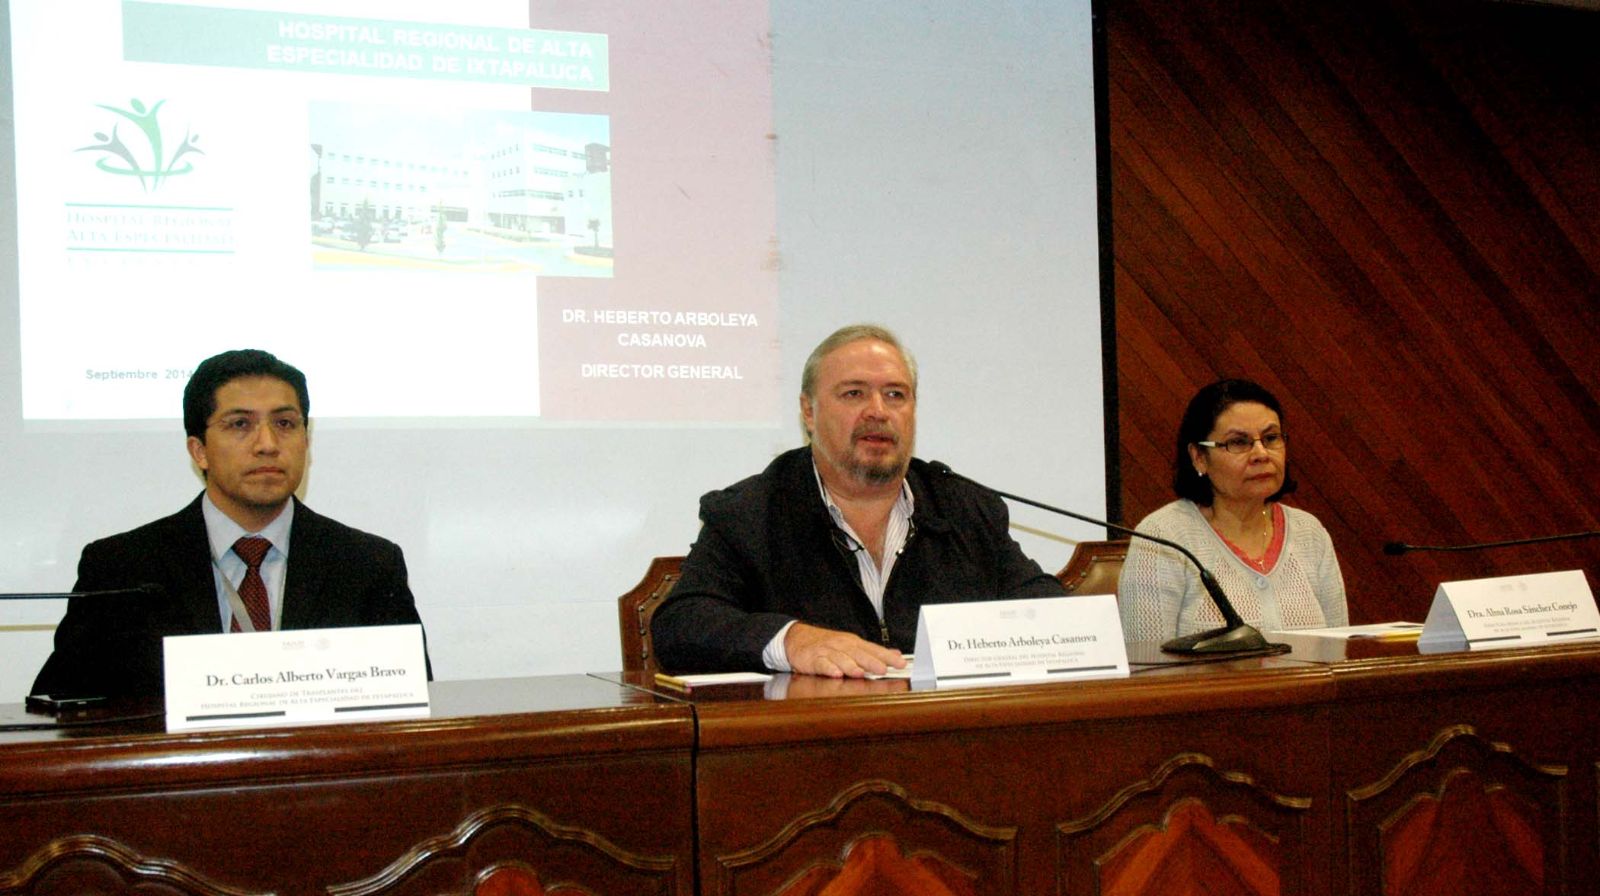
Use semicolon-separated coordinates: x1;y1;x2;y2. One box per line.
1110;0;1600;624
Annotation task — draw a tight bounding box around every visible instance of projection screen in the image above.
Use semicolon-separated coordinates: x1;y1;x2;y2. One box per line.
0;0;1107;698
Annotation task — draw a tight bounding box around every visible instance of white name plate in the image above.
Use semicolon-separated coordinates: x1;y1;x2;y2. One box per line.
164;624;430;731
1418;569;1599;654
911;594;1128;690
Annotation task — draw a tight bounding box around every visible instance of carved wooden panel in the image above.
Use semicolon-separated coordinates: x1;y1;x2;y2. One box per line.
0;678;694;896
711;779;1017;896
471;862;594;896
0;834;265;896
1058;752;1313;896
767;836;978;896
327;804;678;896
1344;725;1567;896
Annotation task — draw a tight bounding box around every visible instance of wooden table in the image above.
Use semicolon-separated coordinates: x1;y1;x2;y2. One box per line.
0;675;695;896
606;638;1600;896
4;641;1597;895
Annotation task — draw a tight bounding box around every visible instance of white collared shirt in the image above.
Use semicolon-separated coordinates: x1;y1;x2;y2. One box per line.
201;496;294;632
761;466;915;671
817;468;915;622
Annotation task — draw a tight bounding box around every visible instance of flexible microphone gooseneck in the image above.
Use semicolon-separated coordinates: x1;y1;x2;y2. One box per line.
0;584;164;601
926;461;1271;655
1383;530;1600;556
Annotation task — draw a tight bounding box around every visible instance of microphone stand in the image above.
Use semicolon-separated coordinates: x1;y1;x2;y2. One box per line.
0;584;164;601
929;462;1271;655
1384;530;1600;555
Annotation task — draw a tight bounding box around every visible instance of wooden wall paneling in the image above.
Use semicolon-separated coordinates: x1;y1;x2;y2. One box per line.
1437;16;1600;268
1290;1;1600;508
1108;0;1600;624
1109;0;1448;613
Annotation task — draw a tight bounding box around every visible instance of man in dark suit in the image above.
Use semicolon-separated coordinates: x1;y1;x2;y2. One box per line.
31;349;428;699
650;325;1064;678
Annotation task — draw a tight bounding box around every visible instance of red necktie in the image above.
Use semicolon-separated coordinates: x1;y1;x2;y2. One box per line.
231;536;273;633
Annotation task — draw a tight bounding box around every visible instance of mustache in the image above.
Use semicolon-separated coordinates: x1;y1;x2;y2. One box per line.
852;424;898;442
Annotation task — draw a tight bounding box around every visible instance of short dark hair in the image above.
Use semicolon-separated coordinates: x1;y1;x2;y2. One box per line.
1172;378;1297;505
183;349;310;441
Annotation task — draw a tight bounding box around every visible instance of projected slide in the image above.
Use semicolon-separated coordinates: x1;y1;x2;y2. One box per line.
11;0;778;422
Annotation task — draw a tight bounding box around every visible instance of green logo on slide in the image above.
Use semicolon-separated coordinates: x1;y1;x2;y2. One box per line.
77;98;204;192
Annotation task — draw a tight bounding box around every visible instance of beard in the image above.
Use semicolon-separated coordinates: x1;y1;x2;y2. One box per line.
838;425;912;487
844;455;905;486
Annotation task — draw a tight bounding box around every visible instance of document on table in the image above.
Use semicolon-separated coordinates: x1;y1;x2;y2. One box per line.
654;671;771;690
1270;621;1424;641
654;657;913;690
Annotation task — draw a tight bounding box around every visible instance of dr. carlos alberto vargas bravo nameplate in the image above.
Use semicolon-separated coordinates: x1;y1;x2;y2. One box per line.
164;624;429;731
1418;569;1600;654
911;594;1129;690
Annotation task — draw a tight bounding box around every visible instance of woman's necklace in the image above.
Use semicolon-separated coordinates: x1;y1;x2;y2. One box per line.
1212;506;1273;569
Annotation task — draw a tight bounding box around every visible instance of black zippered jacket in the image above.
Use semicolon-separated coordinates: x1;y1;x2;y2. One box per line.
651;447;1065;673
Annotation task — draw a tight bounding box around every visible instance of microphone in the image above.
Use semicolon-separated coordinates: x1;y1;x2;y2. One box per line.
1384;530;1600;556
0;584;164;601
926;461;1271;655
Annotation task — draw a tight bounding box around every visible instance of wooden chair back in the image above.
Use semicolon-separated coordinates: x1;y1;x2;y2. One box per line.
1055;539;1130;596
617;556;684;673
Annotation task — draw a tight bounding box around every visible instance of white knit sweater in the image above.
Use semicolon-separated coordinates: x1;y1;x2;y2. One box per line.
1117;499;1348;641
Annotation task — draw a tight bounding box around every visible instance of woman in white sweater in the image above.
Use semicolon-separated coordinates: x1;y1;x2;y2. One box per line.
1118;379;1347;642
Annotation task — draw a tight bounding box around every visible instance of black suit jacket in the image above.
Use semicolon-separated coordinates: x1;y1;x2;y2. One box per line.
31;495;429;698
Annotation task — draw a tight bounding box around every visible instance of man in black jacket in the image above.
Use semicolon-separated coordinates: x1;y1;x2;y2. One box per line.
651;325;1063;677
31;349;428;699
